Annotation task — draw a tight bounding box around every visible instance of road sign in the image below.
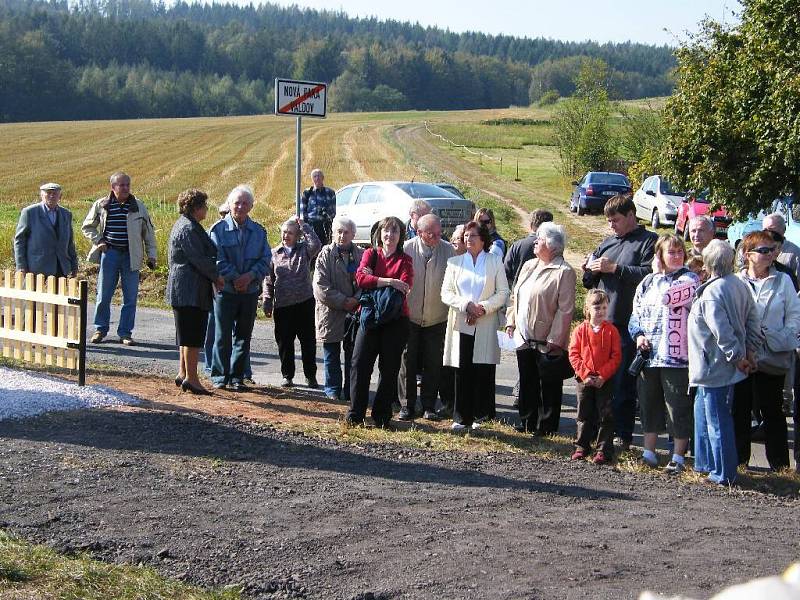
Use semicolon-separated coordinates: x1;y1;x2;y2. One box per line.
274;78;327;118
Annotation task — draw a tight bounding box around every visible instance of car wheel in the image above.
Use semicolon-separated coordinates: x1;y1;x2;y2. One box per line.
651;209;661;229
577;204;586;216
569;198;576;213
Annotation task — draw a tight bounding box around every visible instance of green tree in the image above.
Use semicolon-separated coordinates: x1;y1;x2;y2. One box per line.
552;59;617;177
662;0;800;218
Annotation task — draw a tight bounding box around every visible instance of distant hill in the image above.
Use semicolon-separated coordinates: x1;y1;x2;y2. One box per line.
0;0;676;122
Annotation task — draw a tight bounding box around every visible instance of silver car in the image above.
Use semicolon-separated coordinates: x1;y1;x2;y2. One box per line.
633;175;685;229
336;181;476;245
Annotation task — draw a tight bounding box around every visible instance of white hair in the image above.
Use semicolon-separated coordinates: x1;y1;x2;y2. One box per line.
227;184;255;206
332;215;356;234
536;222;566;255
417;213;441;231
409;199;431;217
763;213;787;233
281;219;300;233
689;215;714;233
703;239;735;277
311;168;323;178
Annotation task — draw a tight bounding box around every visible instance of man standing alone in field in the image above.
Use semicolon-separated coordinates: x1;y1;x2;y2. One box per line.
14;182;79;279
300;168;336;245
82;172;157;346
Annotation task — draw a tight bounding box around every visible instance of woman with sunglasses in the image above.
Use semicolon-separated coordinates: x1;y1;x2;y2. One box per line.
733;231;800;471
473;208;507;259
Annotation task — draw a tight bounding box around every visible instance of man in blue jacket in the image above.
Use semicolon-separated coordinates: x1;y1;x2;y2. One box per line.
209;185;271;391
14;182;79;278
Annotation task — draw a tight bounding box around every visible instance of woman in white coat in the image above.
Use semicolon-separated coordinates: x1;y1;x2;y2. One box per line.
441;220;510;431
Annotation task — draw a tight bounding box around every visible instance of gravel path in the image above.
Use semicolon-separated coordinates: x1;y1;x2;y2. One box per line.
0;366;139;421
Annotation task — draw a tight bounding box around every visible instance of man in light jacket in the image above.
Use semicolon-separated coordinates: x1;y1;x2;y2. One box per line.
15;182;79;279
398;214;455;421
82;172;157;346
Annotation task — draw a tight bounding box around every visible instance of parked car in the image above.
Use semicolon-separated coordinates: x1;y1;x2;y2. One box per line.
674;190;732;240
633;175;684;229
728;196;798;248
336;181;476;245
569;172;632;216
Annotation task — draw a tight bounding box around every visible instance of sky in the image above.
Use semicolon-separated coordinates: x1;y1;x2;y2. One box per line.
230;0;741;46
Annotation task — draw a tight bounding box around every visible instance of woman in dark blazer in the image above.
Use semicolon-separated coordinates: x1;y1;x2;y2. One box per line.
166;189;224;395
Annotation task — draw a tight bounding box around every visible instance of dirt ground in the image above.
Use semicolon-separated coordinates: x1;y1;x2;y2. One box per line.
1;375;799;600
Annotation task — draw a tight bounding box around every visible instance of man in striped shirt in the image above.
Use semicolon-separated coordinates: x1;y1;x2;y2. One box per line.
82;172;157;346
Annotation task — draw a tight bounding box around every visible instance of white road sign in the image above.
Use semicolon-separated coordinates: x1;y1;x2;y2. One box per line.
274;78;327;118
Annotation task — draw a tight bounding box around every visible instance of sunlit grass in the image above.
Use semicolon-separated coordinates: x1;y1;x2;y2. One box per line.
0;530;241;600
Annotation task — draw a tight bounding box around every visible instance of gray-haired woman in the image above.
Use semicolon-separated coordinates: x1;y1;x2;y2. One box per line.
505;222;576;435
313;216;364;401
263;217;322;387
688;239;762;485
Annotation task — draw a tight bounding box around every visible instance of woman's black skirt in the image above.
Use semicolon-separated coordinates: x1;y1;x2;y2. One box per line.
173;306;209;348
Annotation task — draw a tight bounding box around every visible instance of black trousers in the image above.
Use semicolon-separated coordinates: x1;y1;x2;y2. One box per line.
733;371;789;469
439;366;457;412
309;220;332;246
273;297;317;380
402;321;446;413
454;333;496;427
348;317;410;426
575;380;614;456
516;346;564;434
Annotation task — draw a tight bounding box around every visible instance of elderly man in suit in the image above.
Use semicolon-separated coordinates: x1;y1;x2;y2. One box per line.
14;182;79;278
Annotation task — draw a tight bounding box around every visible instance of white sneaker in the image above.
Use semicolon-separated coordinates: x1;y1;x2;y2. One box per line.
450;422;466;432
471;421;483;431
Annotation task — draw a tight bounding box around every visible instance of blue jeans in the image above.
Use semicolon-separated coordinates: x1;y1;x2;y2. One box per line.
93;247;140;338
211;292;258;386
323;341;353;400
612;333;636;443
694;385;737;485
204;309;251;379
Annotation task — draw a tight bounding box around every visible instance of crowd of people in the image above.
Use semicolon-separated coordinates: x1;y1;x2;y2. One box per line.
13;173;800;483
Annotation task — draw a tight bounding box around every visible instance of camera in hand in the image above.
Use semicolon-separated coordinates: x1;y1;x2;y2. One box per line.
628;347;650;377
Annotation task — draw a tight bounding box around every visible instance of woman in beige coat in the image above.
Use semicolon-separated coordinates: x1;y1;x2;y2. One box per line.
441;220;510;431
505;222;576;435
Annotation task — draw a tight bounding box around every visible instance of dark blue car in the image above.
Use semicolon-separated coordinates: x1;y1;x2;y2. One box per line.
569;172;632;216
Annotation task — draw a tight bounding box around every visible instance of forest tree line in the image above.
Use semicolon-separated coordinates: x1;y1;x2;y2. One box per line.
0;0;676;122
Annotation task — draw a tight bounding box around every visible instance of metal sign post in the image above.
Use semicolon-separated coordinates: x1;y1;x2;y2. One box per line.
274;78;328;217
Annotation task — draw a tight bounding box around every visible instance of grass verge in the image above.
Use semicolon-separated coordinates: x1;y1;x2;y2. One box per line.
0;530;241;600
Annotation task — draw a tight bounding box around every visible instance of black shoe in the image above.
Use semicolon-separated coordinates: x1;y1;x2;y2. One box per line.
422;410;441;421
437;405;453;419
375;420;395;431
174;376;184;387
181;380;213;395
230;382;250;392
398;407;415;421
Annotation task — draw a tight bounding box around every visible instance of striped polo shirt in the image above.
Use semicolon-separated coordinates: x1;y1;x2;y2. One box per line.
104;197;129;249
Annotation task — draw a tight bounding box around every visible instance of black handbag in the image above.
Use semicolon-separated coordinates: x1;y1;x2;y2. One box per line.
537;350;575;382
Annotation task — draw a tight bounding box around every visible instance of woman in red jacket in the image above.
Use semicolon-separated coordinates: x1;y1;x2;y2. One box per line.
568;289;622;464
346;216;414;429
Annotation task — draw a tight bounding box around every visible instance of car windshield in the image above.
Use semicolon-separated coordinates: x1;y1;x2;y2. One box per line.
394;183;459;199
693;190;710;203
659;180;685;196
588;173;629;186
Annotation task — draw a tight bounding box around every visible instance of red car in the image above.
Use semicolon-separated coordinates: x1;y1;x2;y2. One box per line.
674;190;732;240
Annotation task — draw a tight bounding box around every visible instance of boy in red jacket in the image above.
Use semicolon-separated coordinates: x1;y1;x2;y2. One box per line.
568;289;622;464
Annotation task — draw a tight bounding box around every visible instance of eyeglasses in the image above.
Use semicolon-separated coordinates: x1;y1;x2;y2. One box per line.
765;229;785;243
749;246;777;255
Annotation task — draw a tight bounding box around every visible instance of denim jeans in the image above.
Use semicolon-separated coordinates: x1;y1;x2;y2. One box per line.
211;292;258;386
612;333;636;443
204;308;251;379
694;385;737;485
323;341;353;400
93;247;140;338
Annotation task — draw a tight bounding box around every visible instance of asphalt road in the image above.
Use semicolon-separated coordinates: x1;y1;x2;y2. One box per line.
85;304;795;471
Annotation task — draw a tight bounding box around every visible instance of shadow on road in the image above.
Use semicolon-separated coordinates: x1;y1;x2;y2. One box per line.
0;408;633;501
